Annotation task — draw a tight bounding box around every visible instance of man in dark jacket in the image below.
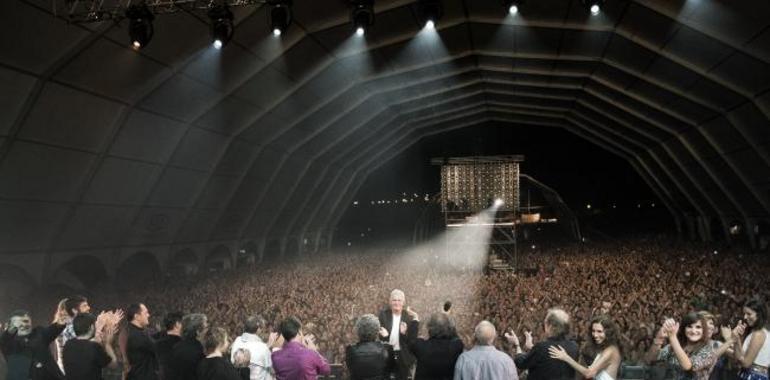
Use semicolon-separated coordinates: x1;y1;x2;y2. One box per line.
405;311;463;380
510;308;579;380
167;313;207;380
378;289;415;380
1;309;67;380
125;304;158;380
345;314;392;379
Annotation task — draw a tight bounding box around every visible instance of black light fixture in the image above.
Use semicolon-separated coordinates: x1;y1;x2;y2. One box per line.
126;4;154;49
418;0;442;29
504;0;525;15
582;0;605;15
350;0;374;36
208;5;234;49
269;0;293;36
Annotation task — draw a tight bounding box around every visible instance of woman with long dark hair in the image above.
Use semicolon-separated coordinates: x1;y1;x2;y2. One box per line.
549;315;621;379
733;298;770;380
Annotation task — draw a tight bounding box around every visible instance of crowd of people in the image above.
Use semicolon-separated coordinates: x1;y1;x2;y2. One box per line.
1;235;770;380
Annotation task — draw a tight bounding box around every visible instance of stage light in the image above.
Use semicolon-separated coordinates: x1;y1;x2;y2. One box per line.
126;4;154;49
351;0;374;36
505;0;524;15
208;5;234;48
494;199;504;207
582;0;604;15
270;0;292;36
419;0;442;29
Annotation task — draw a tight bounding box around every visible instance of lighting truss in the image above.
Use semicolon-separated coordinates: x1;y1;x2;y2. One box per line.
60;0;267;24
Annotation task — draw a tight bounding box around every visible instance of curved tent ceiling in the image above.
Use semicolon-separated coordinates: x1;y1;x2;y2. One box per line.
0;0;769;258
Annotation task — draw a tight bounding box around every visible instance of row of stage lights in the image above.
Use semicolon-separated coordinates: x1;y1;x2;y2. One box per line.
126;0;606;50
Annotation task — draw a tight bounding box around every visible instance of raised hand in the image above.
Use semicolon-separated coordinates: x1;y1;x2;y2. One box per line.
548;345;569;361
400;321;407;335
303;334;318;350
268;332;280;347
379;326;389;338
524;330;534;351
504;329;520;346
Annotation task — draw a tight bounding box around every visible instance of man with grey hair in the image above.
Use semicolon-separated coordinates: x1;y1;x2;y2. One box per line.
346;314;392;379
378;289;415;380
509;308;577;380
167;313;208;380
454;321;517;380
231;315;273;380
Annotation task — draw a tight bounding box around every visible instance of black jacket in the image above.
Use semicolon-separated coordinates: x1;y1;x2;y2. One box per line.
377;309;415;367
514;335;578;380
405;320;464;380
0;323;66;380
167;337;204;380
345;341;393;380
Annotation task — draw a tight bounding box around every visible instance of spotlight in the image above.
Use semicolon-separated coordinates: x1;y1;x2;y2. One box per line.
126;4;154;49
269;0;293;36
208;5;234;48
418;0;442;29
582;0;604;15
350;0;374;36
505;0;524;15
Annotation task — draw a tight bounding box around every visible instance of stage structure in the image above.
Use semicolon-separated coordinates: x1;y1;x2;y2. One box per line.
431;155;524;271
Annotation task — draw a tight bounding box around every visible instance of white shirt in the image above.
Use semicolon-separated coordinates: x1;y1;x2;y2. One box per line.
389;313;401;351
743;328;770;367
230;333;274;380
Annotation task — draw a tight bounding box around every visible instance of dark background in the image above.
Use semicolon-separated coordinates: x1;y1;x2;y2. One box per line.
336;121;670;245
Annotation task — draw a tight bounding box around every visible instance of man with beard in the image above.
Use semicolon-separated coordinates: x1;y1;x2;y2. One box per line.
1;309;67;380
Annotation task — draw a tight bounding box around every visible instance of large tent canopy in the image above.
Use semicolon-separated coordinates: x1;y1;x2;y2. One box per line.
0;0;769;283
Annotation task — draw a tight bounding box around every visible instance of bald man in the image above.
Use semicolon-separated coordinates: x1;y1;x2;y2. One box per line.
453;321;517;380
510;308;578;380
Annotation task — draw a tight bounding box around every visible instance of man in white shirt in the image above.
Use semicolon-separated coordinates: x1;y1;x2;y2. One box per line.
231;315;274;380
378;289;415;380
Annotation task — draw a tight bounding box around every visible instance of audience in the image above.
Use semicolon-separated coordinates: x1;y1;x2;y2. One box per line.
1;308;66;380
548;315;621;380
732;298;770;379
124;304;158;380
3;236;770;380
345;314;392;380
406;310;463;379
511;308;578;380
454;321;518;379
230;315;273;380
168;313;207;380
62;313;119;380
197;327;242;380
154;312;182;380
377;289;415;380
271;317;330;380
652;312;734;380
